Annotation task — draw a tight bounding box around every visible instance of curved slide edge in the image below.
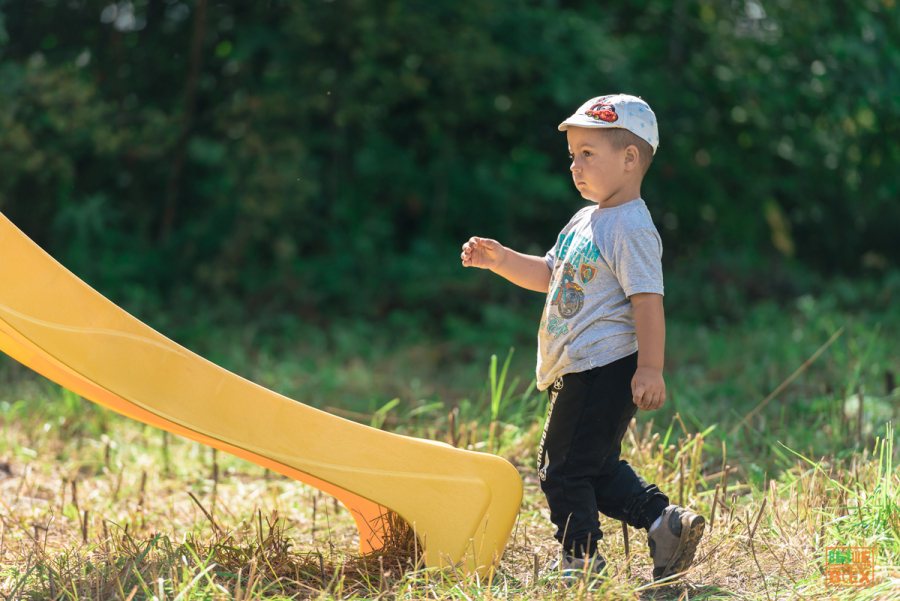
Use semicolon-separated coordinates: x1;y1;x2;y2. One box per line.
0;213;523;574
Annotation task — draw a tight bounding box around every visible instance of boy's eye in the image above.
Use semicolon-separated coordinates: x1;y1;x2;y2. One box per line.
568;153;574;160
583;150;592;157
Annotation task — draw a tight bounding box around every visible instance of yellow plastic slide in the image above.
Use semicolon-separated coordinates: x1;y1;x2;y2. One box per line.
0;213;522;574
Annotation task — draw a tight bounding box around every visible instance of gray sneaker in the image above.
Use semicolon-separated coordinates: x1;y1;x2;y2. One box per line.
647;505;706;581
546;552;608;586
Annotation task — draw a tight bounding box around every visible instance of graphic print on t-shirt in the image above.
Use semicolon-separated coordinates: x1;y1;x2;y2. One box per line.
540;229;600;339
579;262;597;285
551;262;584;318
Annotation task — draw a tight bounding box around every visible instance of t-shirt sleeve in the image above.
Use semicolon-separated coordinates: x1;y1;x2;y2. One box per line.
543;244;556;272
612;228;664;297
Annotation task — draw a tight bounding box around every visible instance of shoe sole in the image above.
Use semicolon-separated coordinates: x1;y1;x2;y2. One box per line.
656;512;706;581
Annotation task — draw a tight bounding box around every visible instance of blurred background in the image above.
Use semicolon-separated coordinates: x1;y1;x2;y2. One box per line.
0;0;898;437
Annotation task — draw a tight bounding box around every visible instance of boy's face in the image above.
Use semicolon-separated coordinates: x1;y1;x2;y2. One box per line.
566;127;636;204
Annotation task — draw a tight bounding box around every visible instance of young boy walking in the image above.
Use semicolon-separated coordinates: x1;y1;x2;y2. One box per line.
461;94;705;581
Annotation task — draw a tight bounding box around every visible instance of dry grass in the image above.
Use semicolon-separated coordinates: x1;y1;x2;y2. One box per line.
1;392;898;601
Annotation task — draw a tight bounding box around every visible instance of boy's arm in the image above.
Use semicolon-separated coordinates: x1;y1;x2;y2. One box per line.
630;292;666;411
461;237;552;293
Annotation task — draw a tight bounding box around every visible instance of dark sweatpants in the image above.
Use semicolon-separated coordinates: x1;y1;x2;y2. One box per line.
537;351;669;558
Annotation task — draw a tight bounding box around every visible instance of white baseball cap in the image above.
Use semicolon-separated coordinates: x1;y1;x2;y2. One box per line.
558;94;659;155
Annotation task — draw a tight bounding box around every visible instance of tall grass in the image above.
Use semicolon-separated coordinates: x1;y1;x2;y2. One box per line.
0;401;896;599
1;300;899;598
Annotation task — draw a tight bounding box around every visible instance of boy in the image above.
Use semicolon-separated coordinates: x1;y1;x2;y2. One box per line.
460;95;705;581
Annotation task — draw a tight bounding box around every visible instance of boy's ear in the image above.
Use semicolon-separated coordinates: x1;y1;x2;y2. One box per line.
623;145;641;171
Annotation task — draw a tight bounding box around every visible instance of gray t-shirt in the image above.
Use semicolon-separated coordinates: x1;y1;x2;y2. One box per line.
536;198;663;391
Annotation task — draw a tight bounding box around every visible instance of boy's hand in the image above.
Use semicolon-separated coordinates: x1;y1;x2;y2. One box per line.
461;237;507;270
632;367;666;411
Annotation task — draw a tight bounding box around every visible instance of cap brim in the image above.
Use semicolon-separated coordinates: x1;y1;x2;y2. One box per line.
558;118;620;132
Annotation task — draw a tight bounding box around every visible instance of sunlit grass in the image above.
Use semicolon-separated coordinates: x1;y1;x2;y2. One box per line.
1;301;899;598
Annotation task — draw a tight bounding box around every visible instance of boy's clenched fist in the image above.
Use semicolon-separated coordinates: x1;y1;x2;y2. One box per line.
632;366;666;411
461;237;506;270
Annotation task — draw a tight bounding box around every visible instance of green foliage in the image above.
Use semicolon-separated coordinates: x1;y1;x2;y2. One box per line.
371;397;401;429
0;0;898;325
489;348;516;422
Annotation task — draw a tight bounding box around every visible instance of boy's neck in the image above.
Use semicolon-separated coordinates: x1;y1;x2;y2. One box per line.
592;181;642;209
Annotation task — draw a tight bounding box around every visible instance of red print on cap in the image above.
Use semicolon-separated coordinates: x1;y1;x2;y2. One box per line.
585;102;618;123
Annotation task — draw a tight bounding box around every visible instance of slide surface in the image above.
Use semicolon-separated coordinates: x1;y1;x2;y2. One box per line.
0;213;522;574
